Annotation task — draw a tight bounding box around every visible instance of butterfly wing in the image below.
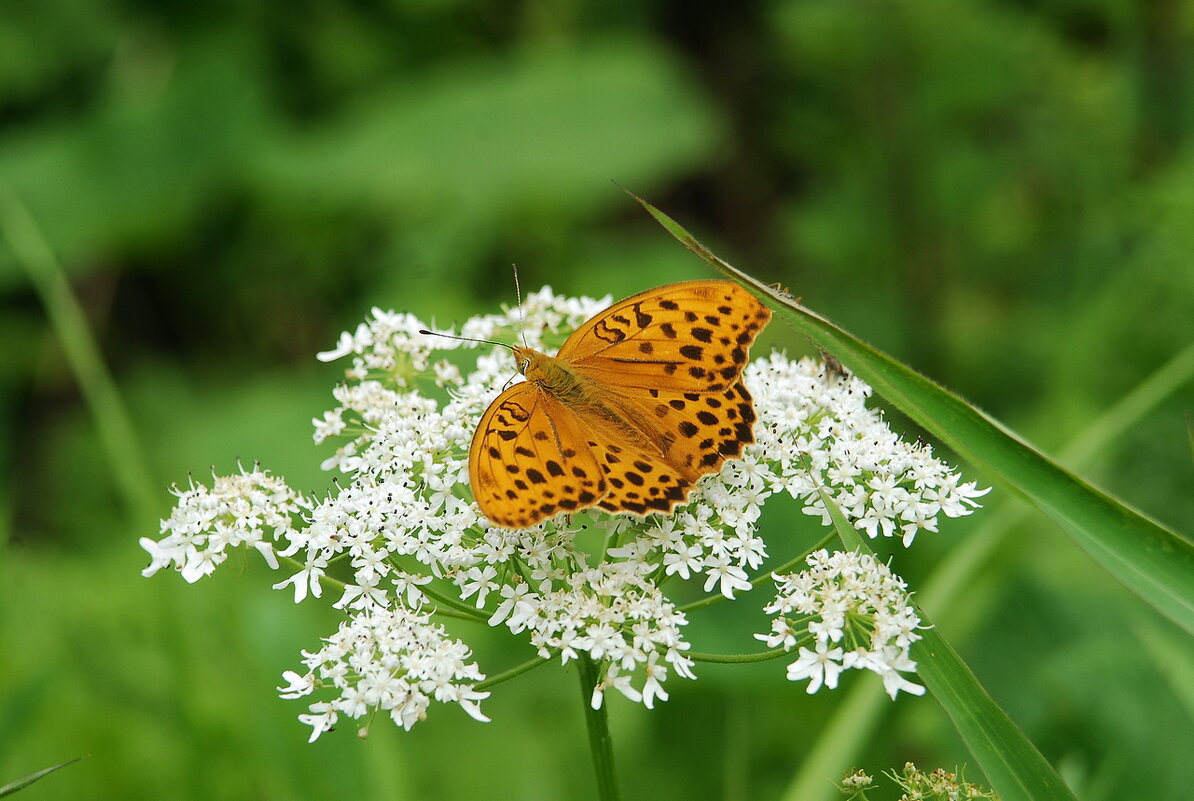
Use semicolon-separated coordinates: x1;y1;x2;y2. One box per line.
469;382;607;529
637;378;758;472
556;280;771;394
581;426;695;516
549;282;770;516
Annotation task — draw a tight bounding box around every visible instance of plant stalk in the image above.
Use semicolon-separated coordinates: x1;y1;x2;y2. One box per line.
577;655;622;801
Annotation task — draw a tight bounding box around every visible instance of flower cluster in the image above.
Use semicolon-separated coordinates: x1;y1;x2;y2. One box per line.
756;549;926;698
278;604;490;741
143;469;310;584
746;352;988;547
143;286;985;740
486;560;695;710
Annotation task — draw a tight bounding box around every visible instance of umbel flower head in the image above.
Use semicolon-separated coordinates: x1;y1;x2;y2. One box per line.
757;549;929;699
142;286;987;741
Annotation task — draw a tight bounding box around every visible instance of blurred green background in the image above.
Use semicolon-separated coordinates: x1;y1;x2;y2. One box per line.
2;1;1193;799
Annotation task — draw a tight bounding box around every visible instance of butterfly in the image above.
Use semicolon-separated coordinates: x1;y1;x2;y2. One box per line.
468;280;772;529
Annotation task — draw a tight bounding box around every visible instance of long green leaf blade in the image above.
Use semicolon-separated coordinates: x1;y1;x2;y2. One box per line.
627;191;1194;636
786;343;1194;801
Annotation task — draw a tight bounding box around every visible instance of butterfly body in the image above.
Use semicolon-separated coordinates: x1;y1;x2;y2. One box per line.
469;281;771;529
516;345;679;464
515;347;593;407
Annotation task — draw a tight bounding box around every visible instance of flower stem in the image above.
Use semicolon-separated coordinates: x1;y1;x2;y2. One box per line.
418;583;490;622
688;647;788;664
474;655;551;691
815;484;865;552
577;655;622;801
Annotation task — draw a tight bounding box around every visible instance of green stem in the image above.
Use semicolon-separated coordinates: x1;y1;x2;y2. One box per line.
276;554;486;621
418;582;490;622
577;655;621;801
0;177;157;528
816;484;864;552
278;554;348;592
688;647;788;664
474;655;551;691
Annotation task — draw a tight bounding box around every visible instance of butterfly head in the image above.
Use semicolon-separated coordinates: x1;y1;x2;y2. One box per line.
511;345;538;376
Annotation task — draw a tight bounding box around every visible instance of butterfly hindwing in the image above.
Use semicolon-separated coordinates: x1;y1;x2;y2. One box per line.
625;380;757;477
561;380;757;518
468;384;607;528
581;431;694;516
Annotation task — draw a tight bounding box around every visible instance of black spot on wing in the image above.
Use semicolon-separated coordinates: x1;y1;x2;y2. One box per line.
633;304;653;328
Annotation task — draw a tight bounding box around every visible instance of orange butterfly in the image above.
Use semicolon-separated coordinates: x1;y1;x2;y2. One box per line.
469;280;772;529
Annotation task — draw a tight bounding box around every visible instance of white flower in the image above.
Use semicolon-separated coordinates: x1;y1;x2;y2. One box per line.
316;330;358;362
701;554;752;599
277;670;315;699
591;663;642;709
312;408;346;444
298;702;338;743
145;466;309;583
391;571;433;607
640;654;671;710
333;572;390;610
459;565;499;608
272;554;328;603
662;542;704;579
489;582;538;631
786;642;845;693
746;352;986;545
754;617;798;650
873;646;927;699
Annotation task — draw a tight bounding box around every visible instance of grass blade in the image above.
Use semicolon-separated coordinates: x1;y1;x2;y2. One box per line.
0;757;87;797
0;178;156;529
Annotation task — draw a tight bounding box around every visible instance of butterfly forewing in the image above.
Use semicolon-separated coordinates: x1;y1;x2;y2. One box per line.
469;384;607;528
557;281;771;394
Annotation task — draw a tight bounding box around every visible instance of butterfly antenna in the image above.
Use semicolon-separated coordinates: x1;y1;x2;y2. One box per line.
512;264;528;349
418;329;515;351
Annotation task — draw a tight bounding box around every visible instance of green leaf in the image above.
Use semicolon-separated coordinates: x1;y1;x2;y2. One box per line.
0;756;86;797
626;189;1194;637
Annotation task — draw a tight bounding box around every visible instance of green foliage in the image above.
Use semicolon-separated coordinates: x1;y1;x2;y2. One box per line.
2;1;1192;799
